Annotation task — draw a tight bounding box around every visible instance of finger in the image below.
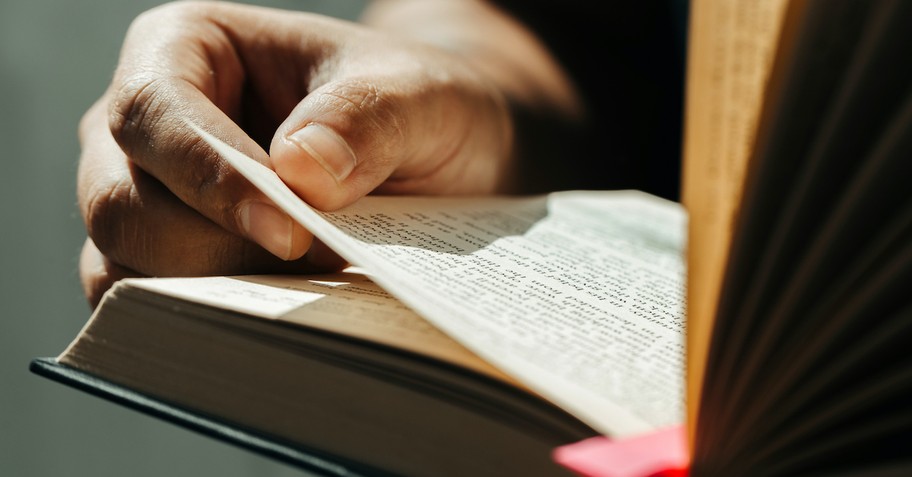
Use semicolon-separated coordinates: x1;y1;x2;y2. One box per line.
259;31;515;210
105;2;311;260
80;98;331;278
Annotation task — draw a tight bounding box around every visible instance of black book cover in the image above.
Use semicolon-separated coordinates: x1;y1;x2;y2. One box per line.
29;358;394;477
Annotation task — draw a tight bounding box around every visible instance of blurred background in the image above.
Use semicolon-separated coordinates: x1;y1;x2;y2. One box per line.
0;1;367;475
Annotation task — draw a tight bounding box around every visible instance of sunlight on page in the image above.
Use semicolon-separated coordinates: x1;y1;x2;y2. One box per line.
132;269;518;384
187;121;687;438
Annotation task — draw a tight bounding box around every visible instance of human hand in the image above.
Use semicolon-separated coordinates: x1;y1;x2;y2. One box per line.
78;1;518;307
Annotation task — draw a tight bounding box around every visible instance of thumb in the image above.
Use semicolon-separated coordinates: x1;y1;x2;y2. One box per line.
269;79;413;211
270;76;512;211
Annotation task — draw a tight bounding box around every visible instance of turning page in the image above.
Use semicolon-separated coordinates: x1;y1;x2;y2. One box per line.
190;124;687;438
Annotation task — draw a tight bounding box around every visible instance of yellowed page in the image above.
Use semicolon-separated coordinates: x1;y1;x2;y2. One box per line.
682;0;789;442
128;270;520;385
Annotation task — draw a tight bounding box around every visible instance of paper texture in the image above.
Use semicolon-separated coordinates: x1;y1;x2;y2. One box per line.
188;123;687;437
131;271;517;383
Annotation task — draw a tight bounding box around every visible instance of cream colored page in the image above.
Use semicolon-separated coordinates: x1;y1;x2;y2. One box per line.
313;192;687;438
129;271;515;383
191;124;687;438
682;0;788;439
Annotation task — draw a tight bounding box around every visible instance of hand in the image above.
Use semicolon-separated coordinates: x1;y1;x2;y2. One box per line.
78;1;519;307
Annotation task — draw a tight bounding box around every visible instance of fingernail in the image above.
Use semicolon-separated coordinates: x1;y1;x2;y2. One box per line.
239;201;293;260
286;124;357;183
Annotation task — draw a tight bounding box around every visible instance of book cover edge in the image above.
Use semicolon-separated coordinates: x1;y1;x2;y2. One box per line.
28;357;391;477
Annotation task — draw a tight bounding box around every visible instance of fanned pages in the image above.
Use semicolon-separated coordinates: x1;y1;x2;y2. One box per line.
692;0;912;474
681;0;789;439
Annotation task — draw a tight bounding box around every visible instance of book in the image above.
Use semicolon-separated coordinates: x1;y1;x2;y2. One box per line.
682;0;912;475
558;0;912;473
40;136;688;476
35;0;912;475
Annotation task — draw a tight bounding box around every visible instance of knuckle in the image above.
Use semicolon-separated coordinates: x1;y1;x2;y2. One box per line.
108;76;237;227
110;1;223;155
108;75;170;156
317;80;409;178
176;134;241;226
323;79;407;145
82;180;123;245
82;178;142;265
112;2;213;147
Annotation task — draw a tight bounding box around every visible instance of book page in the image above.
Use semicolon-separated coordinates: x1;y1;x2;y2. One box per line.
681;0;788;439
694;1;912;469
190;123;687;438
308;192;687;438
128;270;517;385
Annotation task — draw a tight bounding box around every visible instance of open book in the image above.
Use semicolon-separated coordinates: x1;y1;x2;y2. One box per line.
682;0;912;475
43;135;688;476
33;0;912;475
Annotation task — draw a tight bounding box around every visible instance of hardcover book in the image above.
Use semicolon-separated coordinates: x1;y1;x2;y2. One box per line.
34;0;912;475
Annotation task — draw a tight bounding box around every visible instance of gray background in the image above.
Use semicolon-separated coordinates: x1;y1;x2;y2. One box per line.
0;1;367;475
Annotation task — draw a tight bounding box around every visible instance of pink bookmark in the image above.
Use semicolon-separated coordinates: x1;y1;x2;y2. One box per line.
552;426;689;477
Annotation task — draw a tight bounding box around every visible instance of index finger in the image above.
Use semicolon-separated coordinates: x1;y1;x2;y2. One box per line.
107;2;310;260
